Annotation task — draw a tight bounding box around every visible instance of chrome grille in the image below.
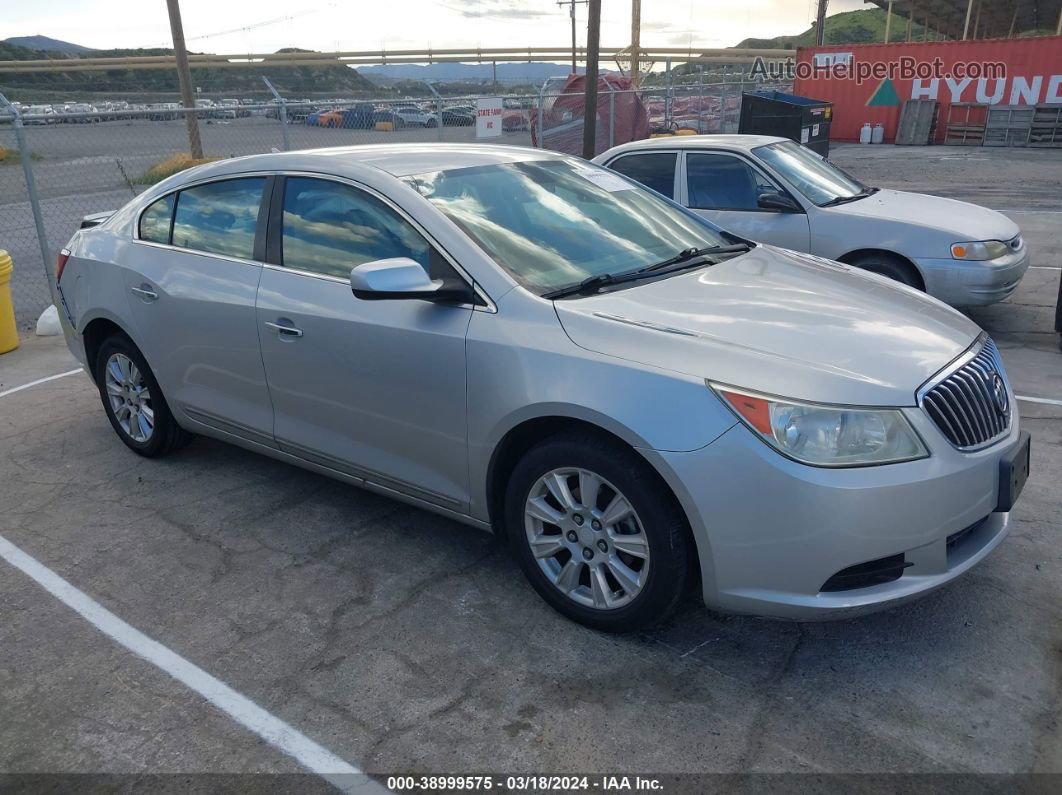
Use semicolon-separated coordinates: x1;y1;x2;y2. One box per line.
920;336;1011;450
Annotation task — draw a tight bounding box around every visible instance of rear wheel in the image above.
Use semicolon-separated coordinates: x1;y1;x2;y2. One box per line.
95;334;192;457
848;252;923;290
505;434;691;632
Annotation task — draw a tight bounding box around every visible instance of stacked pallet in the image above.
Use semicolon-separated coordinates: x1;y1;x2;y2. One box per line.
944;103;987;146
1029;105;1062;148
984;106;1034;147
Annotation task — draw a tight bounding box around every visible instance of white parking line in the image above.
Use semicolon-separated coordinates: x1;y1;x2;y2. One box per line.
1017;395;1062;407
0;533;385;794
0;368;83;398
1030;265;1062;270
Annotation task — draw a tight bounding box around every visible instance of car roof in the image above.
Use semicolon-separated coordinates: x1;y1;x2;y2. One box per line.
596;134;789;157
178;143;567;182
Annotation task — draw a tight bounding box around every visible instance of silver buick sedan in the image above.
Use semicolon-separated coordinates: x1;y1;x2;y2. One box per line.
55;144;1030;631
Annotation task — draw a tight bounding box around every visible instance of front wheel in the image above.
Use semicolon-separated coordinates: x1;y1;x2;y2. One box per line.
95;334;192;457
505;434;691;632
848;252;923;290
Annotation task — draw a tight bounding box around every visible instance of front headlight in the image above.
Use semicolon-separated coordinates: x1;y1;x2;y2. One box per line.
951;240;1010;261
712;384;928;467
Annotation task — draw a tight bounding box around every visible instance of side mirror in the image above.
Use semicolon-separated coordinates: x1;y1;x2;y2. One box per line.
350;257;474;304
757;191;802;213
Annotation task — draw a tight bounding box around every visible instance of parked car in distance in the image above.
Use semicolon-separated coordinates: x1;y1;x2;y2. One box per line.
21;105;57;125
56;144;1029;631
391;106;435;127
314;104;376;129
440;108;475;126
594;135;1028;306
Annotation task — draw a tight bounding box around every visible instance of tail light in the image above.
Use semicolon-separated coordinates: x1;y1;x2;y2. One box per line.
56;249;71;283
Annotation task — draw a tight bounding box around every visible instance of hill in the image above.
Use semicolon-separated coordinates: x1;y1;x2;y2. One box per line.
735;8;930;49
3;35;94;54
0;41;376;99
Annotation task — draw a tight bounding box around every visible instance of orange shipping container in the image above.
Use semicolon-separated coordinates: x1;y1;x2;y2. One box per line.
793;36;1062;143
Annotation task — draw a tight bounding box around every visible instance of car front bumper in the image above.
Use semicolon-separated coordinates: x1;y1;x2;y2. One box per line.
915;247;1029;306
648;407;1024;619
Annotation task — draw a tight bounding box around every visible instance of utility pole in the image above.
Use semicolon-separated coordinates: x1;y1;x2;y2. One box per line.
814;0;829;46
581;0;601;159
558;0;588;75
165;0;203;158
630;0;641;86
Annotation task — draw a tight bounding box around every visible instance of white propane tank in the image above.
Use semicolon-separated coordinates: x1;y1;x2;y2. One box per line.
859;123;872;144
871;123;885;144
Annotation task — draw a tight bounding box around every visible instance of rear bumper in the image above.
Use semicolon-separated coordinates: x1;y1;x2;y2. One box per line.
649;408;1023;619
915;248;1029;306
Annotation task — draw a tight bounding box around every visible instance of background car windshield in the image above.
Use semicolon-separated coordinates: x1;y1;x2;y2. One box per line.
755;141;865;205
406;159;727;293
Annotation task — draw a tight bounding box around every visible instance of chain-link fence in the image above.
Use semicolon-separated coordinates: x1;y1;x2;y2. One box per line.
0;73;790;329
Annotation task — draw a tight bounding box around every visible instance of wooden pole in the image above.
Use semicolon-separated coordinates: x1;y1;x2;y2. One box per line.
814;0;828;46
165;0;203;159
582;0;601;159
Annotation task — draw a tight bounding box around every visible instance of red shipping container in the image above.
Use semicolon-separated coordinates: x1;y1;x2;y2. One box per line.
793;36;1062;143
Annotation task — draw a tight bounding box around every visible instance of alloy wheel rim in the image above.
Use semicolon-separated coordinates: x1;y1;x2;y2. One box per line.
104;353;154;442
524;467;650;610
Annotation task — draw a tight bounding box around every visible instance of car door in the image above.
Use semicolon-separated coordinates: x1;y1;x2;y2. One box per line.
680;151;811;251
255;175;475;511
124;176;276;446
604;151;680;200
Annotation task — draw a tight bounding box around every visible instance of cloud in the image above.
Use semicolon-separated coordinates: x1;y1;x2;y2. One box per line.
444;0;552;20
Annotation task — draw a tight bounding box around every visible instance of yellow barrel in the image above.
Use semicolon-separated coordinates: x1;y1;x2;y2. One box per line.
0;250;18;354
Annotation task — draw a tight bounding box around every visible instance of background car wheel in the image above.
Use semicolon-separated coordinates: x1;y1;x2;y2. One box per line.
505;433;691;632
425;118;437;128
95;334;192;458
848;252;924;290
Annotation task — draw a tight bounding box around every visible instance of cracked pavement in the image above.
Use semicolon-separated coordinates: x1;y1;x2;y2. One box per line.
0;145;1060;782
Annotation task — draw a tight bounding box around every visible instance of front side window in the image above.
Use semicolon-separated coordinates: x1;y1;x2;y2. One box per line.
406;159;727;294
607;152;677;199
281;177;454;280
171;177;265;259
686;153;780;211
754;140;865;205
139;194;174;244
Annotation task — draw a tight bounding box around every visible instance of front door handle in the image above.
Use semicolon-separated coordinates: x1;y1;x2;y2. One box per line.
264;320;303;338
130;285;158;301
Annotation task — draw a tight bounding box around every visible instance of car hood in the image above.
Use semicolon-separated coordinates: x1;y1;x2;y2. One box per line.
825;189;1019;241
554;246;981;406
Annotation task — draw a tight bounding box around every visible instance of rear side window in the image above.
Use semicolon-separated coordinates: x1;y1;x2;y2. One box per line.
281;176;452;280
607;153;677;199
172;178;265;259
139;194;174;244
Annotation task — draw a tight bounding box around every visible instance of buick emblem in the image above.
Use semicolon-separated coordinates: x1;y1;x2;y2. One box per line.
989;372;1009;416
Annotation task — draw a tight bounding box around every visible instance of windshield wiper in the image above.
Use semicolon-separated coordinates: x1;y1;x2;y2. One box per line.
640;243;752;273
820;186;879;207
543;243;753;300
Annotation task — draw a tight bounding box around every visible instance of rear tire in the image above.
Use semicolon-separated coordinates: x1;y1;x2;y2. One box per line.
505;433;691;632
848;252;924;290
95;334;192;458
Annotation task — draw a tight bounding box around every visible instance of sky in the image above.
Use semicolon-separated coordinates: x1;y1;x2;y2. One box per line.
4;0;867;55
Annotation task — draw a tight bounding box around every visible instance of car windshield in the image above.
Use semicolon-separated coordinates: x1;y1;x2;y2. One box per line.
405;159;728;294
754;140;866;205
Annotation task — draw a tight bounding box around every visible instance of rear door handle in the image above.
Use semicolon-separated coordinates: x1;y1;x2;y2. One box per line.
130;285;158;301
264;320;303;338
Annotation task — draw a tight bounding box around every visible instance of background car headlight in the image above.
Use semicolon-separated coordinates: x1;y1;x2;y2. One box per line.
951;240;1010;261
712;385;928;467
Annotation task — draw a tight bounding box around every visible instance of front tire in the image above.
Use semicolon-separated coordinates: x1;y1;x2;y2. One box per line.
95;334;192;457
848;252;923;290
505;434;691;632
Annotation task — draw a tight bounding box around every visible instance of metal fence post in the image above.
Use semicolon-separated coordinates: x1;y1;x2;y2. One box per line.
262;77;290;151
536;85;546;148
422;81;445;142
0;93;52;298
608;86;616;148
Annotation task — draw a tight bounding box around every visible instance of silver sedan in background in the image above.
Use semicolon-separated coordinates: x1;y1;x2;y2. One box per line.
55;144;1029;631
594;135;1029;307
